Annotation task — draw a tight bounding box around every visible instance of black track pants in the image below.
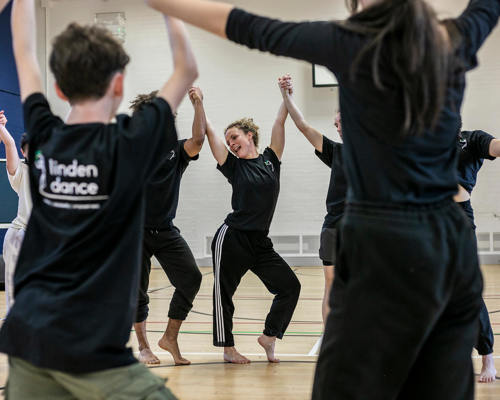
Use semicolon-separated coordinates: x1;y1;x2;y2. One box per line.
211;224;301;347
136;227;202;323
312;200;482;400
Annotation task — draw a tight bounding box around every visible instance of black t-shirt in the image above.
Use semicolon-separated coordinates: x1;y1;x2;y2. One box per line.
315;136;347;228
457;130;495;193
144;139;198;229
218;147;280;232
226;0;500;204
0;93;178;373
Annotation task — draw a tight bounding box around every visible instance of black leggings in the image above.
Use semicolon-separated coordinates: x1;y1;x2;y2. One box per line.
457;200;494;355
211;224;301;347
313;200;482;400
136;227;202;323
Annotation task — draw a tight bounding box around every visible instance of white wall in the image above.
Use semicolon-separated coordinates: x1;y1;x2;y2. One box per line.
40;0;500;262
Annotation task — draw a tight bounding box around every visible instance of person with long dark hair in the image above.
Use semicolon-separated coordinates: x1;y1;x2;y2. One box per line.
454;127;500;383
144;0;500;398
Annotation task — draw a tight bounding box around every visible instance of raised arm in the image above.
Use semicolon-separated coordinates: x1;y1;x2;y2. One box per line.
11;0;44;101
151;13;198;113
0;0;10;14
0;111;21;175
278;75;323;152
205;120;228;166
455;0;500;57
145;0;232;38
144;0;338;70
185;86;206;157
489;138;500;157
269;99;288;161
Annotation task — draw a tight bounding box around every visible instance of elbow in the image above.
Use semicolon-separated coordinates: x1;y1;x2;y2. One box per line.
193;135;205;148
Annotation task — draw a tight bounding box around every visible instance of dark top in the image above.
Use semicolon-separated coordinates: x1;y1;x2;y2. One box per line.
144;139;198;229
315;136;347;228
226;0;500;204
457;130;495;193
218;147;281;232
0;93;177;373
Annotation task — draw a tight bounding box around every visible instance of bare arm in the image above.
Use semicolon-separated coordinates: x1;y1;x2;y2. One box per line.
0;112;20;175
12;0;44;102
145;0;232;38
279;75;323;152
205;120;228;166
153;15;198;113
0;0;10;14
184;86;206;157
489;138;500;157
269;101;288;161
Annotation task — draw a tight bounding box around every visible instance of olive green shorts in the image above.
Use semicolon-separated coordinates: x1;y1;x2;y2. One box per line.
6;357;177;400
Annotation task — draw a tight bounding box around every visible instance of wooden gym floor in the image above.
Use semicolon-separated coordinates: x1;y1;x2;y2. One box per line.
0;264;498;399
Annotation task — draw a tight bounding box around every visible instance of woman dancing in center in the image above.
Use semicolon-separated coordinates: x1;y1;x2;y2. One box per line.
194;82;300;364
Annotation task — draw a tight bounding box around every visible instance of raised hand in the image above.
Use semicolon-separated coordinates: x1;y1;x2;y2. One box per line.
0;110;7;127
188;86;204;105
278;74;293;97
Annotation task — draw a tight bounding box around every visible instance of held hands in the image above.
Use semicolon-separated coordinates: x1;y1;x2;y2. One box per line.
278;74;293;98
188;86;204;105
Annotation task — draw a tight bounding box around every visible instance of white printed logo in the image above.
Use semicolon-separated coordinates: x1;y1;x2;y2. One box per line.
35;152;109;209
264;160;274;172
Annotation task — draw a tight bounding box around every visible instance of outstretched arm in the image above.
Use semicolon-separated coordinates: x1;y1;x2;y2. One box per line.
205;120;228;166
185;86;206;157
269;99;288;161
11;0;44;101
145;0;232;38
0;111;21;175
152;14;199;113
278;75;323;152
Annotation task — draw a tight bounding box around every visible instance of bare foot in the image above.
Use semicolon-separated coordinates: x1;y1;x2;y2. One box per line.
223;347;251;364
478;354;497;383
258;334;280;363
158;335;191;365
138;348;160;365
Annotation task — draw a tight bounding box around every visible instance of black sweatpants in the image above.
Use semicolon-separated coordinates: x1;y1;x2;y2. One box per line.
312;200;483;400
211;224;301;347
136;227;202;323
458;200;494;355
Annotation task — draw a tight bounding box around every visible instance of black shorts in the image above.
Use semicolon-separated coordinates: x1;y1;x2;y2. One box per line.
319;227;338;266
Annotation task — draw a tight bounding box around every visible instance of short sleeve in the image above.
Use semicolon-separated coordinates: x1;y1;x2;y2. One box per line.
124;97;178;180
453;0;500;69
263;147;281;175
179;139;200;164
22;93;63;152
7;162;24;194
468;130;495;160
315;136;338;168
226;8;354;77
217;151;238;181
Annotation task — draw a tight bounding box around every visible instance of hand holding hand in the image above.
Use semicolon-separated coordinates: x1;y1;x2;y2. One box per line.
188;86;204;105
278;74;293;97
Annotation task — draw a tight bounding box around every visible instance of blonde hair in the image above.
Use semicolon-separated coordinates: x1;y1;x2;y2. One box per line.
225;118;260;148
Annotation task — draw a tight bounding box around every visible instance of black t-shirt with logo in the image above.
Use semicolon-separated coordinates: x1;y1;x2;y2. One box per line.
0;93;177;373
218;147;280;232
315;136;347;228
144;139;198;229
226;1;500;204
457;130;495;193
